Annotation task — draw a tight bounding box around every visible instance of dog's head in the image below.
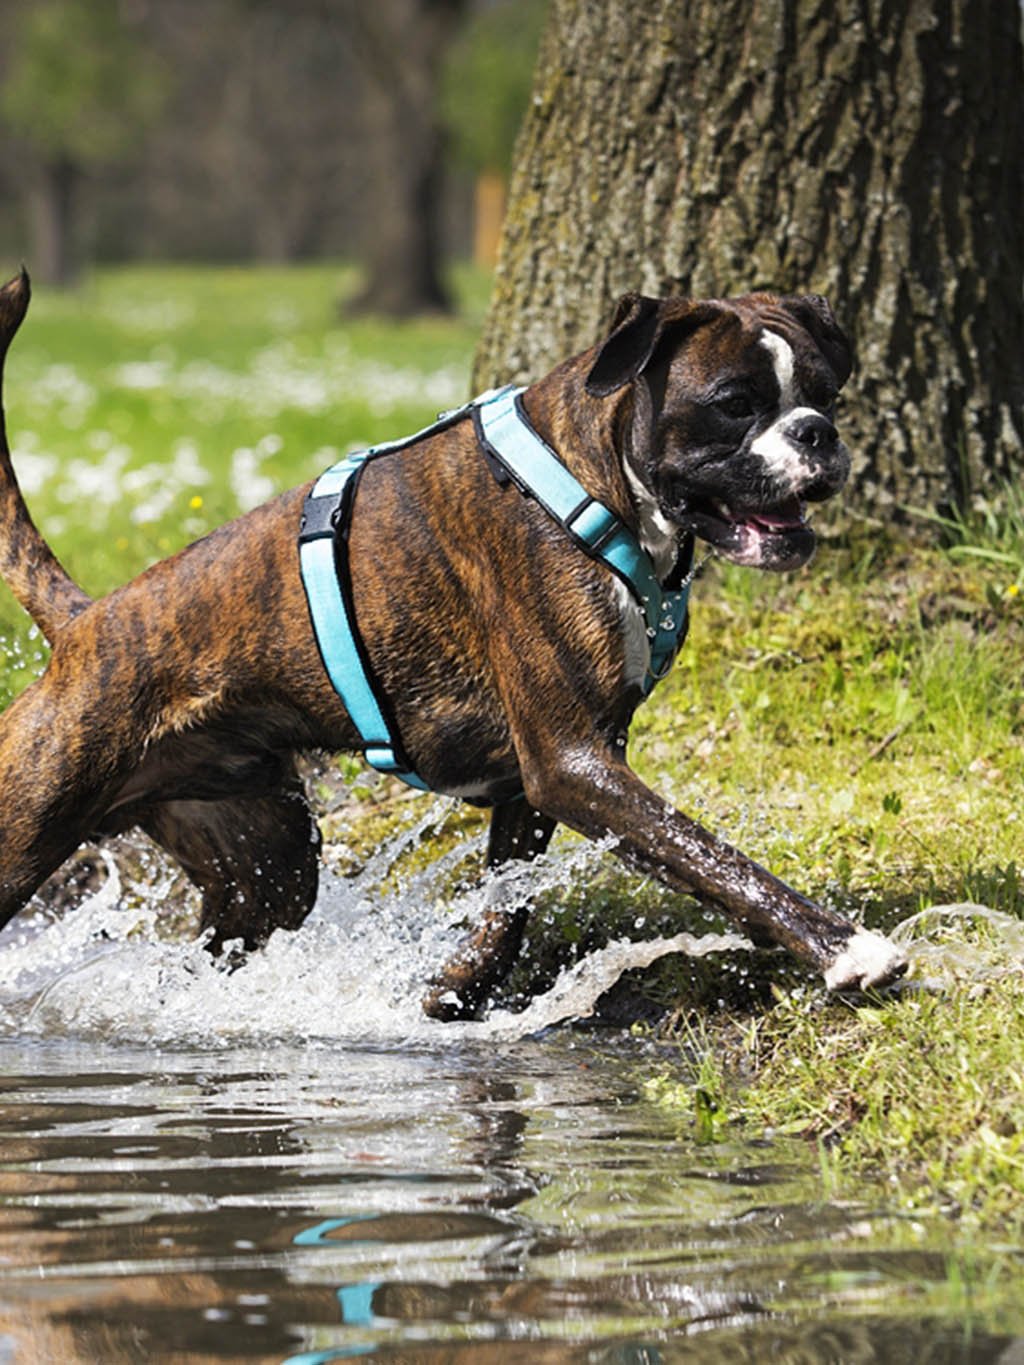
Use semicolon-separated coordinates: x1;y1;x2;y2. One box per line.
585;291;853;571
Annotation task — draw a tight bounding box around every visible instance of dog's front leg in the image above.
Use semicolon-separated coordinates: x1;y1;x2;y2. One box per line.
422;801;556;1021
514;740;906;993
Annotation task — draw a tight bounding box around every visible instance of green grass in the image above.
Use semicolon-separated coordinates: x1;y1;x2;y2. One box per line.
633;544;1023;927
3;264;1024;1228
648;970;1024;1231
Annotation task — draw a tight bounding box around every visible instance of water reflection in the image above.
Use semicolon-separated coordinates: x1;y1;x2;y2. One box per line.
1;1035;1018;1362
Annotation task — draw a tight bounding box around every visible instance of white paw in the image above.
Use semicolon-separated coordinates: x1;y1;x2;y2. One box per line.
823;930;908;992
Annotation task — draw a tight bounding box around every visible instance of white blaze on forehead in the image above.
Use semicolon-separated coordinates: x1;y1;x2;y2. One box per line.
759;330;796;408
753;331;812;492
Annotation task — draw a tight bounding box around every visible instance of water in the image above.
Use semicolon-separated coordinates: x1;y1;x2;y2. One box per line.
1;826;1023;1362
3;1038;1024;1363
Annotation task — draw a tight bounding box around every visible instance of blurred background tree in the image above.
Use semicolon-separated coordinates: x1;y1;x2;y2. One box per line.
0;0;167;285
340;0;468;317
0;0;544;308
138;0;362;265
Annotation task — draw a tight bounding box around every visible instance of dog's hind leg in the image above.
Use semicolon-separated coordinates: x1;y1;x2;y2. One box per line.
0;672;320;949
0;674;134;929
422;801;556;1021
141;780;322;954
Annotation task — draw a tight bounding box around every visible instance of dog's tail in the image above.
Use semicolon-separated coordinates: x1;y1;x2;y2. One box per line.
0;270;92;642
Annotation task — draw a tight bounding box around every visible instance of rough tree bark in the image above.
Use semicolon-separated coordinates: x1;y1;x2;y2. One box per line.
474;0;1024;520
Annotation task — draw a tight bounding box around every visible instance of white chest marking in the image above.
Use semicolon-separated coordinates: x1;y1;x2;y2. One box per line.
623;461;677;580
613;577;649;689
618;461;678;687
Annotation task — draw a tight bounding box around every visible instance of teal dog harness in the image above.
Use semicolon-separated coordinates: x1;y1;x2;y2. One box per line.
298;385;693;793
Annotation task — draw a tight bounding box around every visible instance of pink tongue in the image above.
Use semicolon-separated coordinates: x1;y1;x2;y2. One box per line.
748;499;804;530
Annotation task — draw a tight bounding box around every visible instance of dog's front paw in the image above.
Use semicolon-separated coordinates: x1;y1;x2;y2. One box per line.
823;930;908;992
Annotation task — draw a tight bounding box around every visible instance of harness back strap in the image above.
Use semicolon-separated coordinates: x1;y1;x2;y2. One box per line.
298;385;692;793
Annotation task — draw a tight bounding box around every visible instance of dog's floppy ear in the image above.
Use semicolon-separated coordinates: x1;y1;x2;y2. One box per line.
585;293;723;397
780;294;853;388
585;293;665;397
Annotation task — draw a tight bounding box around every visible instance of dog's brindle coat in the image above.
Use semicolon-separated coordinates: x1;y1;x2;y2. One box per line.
0;272;907;1018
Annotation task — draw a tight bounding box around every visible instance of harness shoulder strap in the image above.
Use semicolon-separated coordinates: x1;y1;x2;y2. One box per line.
474;386;690;695
298;394;513;789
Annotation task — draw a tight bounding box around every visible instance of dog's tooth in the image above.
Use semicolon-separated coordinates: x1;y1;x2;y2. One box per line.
713;499;732;520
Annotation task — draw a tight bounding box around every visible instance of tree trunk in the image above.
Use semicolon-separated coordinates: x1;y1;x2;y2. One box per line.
29;157;80;288
344;0;466;318
474;0;1024;520
346;118;451;316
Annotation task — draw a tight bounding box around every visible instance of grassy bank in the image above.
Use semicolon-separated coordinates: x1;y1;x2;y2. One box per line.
637;505;1023;1231
2;264;1023;1228
646;959;1024;1230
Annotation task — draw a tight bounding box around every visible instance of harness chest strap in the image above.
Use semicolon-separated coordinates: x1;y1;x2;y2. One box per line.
298;385;693;793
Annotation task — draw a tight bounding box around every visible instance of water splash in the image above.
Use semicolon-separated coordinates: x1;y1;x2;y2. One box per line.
0;814;751;1048
476;929;751;1042
892;902;1024;985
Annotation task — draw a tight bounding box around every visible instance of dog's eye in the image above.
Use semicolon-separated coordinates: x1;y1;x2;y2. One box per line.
715;393;756;421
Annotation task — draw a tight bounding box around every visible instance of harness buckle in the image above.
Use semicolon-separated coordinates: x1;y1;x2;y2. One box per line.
299;493;340;544
567;497;619;552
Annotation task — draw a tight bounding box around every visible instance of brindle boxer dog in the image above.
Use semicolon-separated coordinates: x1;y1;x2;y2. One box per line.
0;270;907;1019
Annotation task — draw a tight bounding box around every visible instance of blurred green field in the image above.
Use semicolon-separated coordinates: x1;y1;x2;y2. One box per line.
0;262;489;699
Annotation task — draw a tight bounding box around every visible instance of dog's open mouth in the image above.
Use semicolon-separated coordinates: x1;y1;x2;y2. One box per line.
674;495;816;570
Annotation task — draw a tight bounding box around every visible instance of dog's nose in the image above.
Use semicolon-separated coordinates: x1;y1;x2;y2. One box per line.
789;412;838;451
779;410;849;502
